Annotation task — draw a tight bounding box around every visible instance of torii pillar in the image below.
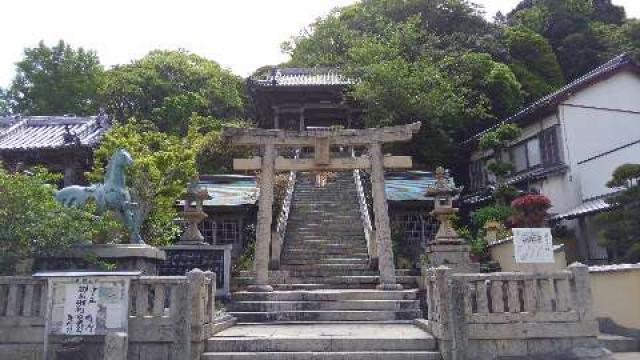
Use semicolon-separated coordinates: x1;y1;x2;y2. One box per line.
225;123;421;291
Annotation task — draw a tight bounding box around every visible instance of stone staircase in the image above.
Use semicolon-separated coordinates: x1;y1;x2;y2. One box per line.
205;173;437;359
228;173;421;322
203;323;440;359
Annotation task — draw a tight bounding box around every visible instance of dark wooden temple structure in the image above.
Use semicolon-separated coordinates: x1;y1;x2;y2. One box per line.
0;113;110;186
249;67;364;130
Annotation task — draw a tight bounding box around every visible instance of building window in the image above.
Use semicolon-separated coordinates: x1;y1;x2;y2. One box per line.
199;219;217;244
540;126;561;166
217;219;241;244
511;137;543;173
395;214;440;245
469;159;487;191
198;218;241;245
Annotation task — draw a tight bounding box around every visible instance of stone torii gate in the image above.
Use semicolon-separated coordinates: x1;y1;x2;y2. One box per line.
224;122;421;292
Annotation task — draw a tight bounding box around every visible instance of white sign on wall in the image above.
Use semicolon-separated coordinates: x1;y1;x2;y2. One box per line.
44;275;132;336
513;228;554;264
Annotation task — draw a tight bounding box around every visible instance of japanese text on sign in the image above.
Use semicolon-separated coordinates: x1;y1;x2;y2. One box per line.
513;228;554;264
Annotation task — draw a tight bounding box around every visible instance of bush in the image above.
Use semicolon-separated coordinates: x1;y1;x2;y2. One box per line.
510;193;551;227
0;167;118;259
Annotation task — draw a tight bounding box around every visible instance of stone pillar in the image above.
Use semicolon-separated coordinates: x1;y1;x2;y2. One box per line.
273;107;280;129
103;332;128;360
299;107;305;132
188;269;206;359
63;165;76;187
250;143;275;292
569;262;595;321
368;142;400;290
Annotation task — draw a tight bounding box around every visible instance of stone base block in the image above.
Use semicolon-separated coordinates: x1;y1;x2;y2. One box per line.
247;284;275;292
426;244;480;274
441;338;614;360
35;244;166;275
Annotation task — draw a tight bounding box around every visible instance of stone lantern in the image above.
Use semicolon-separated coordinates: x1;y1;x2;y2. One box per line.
427;167;464;245
179;175;211;245
424;167;479;273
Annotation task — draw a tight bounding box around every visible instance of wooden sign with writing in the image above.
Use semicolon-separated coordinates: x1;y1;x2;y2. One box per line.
46;276;131;336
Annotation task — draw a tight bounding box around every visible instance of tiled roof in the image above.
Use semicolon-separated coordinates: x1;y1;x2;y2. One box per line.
0;115;110;151
465;54;638;144
194;175;259;207
462;164;568;205
251;68;352;87
385;171;457;202
550;198;611;221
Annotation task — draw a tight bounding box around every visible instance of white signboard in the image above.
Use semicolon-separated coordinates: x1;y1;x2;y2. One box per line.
513;228;554;264
47;276;130;336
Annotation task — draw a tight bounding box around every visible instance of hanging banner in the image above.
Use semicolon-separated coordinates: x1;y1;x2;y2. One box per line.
513;228;554;264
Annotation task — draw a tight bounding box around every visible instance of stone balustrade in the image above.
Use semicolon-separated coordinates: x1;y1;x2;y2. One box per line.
271;170;296;269
0;269;228;360
420;263;610;360
354;169;376;264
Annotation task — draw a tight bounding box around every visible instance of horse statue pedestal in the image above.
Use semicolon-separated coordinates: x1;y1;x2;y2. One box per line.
35;244;166;275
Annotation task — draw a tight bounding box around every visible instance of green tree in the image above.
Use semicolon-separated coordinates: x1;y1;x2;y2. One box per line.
508;0;627;81
88;119;198;246
9;40;103;115
189;115;253;174
101;50;248;135
503;26;565;102
597;163;640;262
478;123;522;204
282;1;524;171
0;167;116;262
0;88;10;115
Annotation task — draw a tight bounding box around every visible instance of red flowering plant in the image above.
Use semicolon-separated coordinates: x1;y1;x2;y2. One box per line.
509;193;552;228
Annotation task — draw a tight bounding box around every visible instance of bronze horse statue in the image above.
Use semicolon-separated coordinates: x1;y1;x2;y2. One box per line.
55;149;144;244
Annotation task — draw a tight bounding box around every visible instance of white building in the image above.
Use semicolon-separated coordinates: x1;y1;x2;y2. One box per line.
465;54;640;263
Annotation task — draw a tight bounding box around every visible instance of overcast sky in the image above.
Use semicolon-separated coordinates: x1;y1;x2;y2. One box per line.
2;0;640;87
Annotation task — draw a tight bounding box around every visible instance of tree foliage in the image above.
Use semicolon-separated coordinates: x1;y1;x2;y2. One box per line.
597;163;640;263
502;26;564;102
9;40;104;115
87;120;198;246
100;50;248;135
507;0;631;81
0;168;116;258
283;0;528;170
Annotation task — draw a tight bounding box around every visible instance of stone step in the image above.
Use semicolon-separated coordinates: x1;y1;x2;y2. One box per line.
228;300;419;312
283;253;370;260
284;249;368;256
281;263;371;271
202;351;441;359
204;323;438;358
233;290;418;302
600;334;640;353
279;276;418;286
282;258;369;265
228;310;422;322
233;280;409;291
280;269;415;278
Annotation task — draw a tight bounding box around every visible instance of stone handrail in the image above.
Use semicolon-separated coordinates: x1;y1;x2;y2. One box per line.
0;270;217;360
421;264;600;359
354;169;377;263
0;276;47;327
271;168;297;270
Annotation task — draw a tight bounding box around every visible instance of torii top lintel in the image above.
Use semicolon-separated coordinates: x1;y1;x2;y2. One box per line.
223;122;421;147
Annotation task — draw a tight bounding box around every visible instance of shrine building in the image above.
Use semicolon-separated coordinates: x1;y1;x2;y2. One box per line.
0;113;110;186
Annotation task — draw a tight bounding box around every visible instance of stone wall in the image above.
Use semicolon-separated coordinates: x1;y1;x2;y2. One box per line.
590;264;640;332
0;270;229;360
488;238;567;272
420;264;612;360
